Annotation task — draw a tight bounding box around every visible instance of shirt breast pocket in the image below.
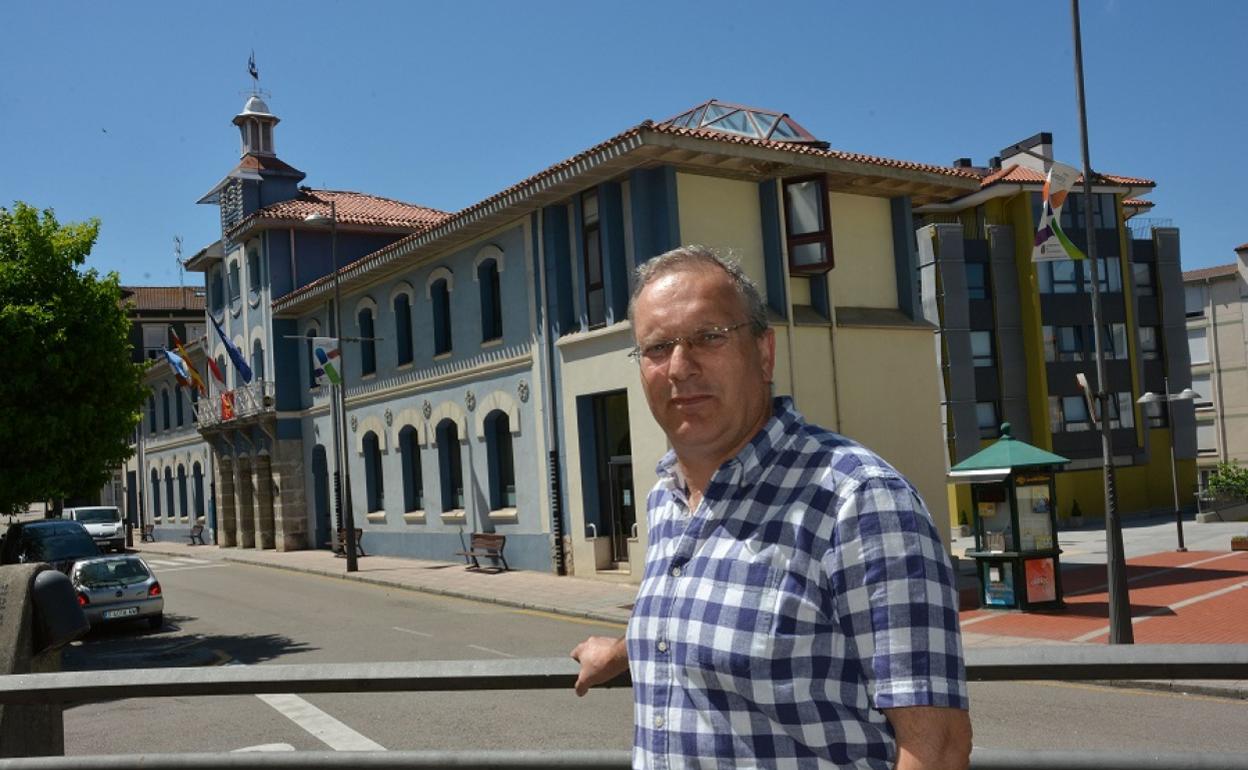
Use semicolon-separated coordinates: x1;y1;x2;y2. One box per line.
683;554;784;678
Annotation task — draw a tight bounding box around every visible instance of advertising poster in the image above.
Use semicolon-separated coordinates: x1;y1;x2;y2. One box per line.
1025;558;1057;604
983;562;1015;607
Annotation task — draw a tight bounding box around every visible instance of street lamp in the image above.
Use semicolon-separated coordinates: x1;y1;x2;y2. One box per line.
1137;377;1200;552
304;201;358;573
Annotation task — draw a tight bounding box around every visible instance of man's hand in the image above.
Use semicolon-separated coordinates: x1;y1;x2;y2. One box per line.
883;705;972;770
570;635;629;697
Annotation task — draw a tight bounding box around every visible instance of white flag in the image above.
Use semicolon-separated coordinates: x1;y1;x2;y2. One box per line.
311;337;342;386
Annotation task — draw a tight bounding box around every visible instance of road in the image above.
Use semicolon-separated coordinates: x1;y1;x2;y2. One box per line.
60;556;1248;757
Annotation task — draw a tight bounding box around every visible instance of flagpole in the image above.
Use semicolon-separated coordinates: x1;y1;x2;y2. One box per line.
1072;0;1132;644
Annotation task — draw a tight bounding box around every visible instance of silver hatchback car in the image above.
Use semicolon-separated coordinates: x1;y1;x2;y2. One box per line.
71;555;164;631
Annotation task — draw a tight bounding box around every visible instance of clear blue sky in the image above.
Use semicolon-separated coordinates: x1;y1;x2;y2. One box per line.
2;1;1243;286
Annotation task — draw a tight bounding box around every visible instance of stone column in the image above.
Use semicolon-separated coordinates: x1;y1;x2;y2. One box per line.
271;438;309;551
236;455;256;549
254;453;276;550
216;455;237;548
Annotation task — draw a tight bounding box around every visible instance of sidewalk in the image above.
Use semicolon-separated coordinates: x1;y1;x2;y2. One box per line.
133;511;1248;698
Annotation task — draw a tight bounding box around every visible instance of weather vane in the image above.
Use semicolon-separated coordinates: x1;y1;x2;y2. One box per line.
244;51;271;100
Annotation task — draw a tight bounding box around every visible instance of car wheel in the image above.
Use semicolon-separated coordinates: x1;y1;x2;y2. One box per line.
148;613;163;631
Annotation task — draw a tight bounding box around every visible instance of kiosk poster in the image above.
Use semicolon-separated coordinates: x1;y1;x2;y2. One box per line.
984;563;1015;606
1025;558;1057;603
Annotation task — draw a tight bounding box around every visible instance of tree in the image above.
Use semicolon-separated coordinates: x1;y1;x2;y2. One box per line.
1207;462;1248;500
0;202;147;516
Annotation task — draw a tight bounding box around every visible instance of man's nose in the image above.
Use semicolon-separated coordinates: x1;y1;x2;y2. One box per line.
665;341;698;380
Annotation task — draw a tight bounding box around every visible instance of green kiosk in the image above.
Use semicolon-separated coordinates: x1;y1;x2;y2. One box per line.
949;423;1069;610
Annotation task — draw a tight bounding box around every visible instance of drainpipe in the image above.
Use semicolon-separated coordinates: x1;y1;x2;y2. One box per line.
535;212;568;575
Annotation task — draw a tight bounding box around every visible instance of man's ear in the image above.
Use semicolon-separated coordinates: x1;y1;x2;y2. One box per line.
758;327;776;384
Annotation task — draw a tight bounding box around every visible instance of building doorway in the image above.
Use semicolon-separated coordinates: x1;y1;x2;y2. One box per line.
312;445;331;549
606;456;634;563
583;390;633;568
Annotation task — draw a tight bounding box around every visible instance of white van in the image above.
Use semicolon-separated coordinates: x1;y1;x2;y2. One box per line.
65;506;126;553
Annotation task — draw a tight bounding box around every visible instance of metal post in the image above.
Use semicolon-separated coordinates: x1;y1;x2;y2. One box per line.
1072;0;1132;643
1164;377;1186;552
327;201;359;573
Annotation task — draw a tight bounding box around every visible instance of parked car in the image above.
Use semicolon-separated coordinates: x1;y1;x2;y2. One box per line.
64;506;126;552
70;554;164;630
0;519;101;573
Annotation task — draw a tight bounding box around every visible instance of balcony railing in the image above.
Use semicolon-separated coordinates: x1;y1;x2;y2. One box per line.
193;379;275;427
1;645;1246;768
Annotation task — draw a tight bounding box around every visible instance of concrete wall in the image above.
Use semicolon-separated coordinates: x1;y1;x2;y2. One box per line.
829;193;897;310
675;173;766;291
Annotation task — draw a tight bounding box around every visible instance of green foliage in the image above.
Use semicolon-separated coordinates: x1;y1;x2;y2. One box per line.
1207;462;1248;500
0;202;147;515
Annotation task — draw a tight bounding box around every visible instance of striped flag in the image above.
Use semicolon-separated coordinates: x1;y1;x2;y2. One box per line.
162;349;193;390
169;329;207;396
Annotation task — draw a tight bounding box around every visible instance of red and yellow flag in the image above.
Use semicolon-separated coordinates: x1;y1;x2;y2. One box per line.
170;329;208;396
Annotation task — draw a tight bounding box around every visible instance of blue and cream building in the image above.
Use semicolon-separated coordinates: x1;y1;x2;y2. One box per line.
149;93;983;580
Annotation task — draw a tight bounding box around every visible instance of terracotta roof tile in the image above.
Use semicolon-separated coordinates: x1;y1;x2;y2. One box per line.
228;189;449;238
120;286;206;311
976;163;1154;188
1122;198;1153;208
1182;263;1239;282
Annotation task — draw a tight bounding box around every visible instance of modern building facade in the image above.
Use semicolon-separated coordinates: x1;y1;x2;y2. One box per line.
139;93;990;581
1183;247;1248;488
914;132;1197;523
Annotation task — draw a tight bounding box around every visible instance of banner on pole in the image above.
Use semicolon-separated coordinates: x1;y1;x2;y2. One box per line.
312;337;343;386
1032;161;1086;262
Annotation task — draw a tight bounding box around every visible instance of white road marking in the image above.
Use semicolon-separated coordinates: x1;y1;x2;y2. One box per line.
232;743;295;752
392;627;433;637
147;563;225;574
255;694;386;751
1065;551;1242;598
167;557;210;564
468;644;516;658
1071;579;1248;642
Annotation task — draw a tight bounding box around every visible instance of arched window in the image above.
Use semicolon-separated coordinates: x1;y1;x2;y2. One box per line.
359;308;377;375
305;327;319;389
177;465;188;518
228;261;241;308
400;425;423;512
150;468;161;518
251;339;265;381
247;249;262;300
363;431;384;512
209;267;225;313
192;462;205;518
478;259;502;342
147;395;157;436
436;418;463;511
484;411;515;510
161;390;171;431
216;355;228;388
164;467;175;522
175;388;185;427
432;279;452;356
393;294;413;366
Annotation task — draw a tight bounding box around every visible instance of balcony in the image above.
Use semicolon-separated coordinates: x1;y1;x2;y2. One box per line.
194;379;275;428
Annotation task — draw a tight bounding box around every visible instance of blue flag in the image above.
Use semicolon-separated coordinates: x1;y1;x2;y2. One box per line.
209;313;253;384
162;349;193;389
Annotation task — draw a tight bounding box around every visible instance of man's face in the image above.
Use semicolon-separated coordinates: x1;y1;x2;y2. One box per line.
632;266;775;470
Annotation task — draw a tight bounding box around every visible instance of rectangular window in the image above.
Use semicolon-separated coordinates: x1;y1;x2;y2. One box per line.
965;262;989;300
1042;260;1081;294
142;324;168;361
970;330;995;367
1131;262;1156;297
1043;325;1084;363
1190;373;1213;409
1139;326;1161;360
184;323;205;345
582;190;606;328
1188;328;1209;364
976;402;999;437
1196;421;1217;454
1106;392;1134;430
782;176;834;273
1050;395;1092;434
1084;257;1122;294
1185;284;1206;318
1100;323;1129;360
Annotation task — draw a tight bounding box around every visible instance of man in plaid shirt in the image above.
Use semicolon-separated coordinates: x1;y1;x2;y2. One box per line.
572;246;971;769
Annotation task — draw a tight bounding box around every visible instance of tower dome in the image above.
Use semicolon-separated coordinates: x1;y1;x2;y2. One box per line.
232;94;280;157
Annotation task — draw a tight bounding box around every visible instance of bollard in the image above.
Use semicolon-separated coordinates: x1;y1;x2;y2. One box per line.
0;564;89;757
125;523;134;549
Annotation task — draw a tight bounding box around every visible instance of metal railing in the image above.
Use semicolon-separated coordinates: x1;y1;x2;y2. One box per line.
1;645;1246;769
194;379;275;427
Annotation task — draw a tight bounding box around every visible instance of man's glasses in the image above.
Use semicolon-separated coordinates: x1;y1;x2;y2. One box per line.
628;322;750;365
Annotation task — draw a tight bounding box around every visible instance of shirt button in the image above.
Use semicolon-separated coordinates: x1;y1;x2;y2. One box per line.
670;566;681;577
657;640;668;653
654;715;665;729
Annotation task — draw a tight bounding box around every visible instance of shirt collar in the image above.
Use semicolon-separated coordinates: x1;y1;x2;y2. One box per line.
654;396;805;492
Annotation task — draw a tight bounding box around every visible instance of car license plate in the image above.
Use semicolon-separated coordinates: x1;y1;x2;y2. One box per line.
103;606;139;619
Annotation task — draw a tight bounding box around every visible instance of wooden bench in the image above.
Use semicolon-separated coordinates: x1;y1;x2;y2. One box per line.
140;524;156;542
455;532;509;572
187;523;206;545
336;528;366;558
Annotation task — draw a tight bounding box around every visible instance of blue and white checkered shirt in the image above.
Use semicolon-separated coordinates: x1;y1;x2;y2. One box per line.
626;397;967;769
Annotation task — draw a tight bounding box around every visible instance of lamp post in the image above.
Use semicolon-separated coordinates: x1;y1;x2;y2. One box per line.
1137;377;1200;552
304;201;358;573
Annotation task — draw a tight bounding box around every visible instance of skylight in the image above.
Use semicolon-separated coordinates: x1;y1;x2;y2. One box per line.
658;100;826;147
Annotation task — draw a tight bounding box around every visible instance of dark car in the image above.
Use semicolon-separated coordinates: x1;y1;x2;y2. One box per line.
0;519;102;573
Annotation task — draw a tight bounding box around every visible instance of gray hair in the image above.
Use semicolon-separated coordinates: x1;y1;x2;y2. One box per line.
627;245;769;335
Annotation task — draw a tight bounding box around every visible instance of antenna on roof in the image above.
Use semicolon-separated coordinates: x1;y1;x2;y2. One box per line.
174;236;184;290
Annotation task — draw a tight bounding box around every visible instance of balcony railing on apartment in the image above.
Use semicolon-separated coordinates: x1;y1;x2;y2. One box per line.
1128;217;1174;240
193;379;275;427
1;645;1246;769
